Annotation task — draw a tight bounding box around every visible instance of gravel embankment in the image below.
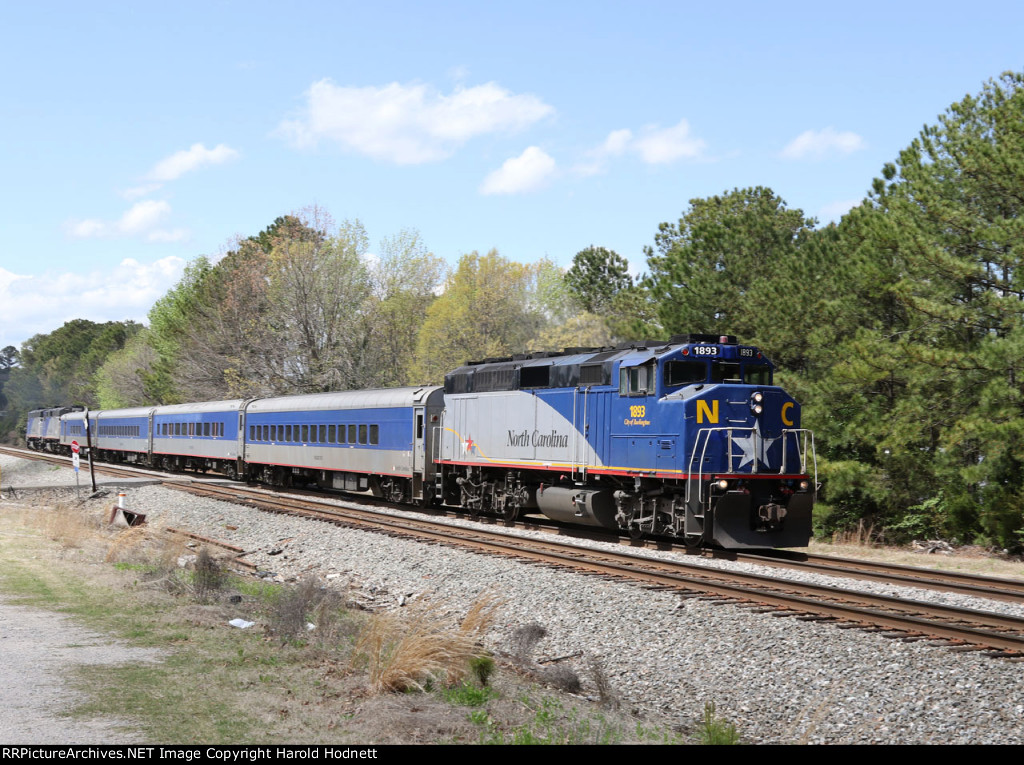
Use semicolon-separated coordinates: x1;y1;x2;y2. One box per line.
2;454;1023;744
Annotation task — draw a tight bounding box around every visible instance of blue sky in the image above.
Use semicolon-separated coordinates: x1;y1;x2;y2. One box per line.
2;1;1023;350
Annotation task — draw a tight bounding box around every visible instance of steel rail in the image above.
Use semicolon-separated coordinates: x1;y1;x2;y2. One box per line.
167;481;1024;656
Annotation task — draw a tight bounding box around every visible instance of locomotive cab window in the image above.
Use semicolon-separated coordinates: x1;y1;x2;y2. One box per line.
744;364;773;385
664;360;707;387
619;361;655;396
711;362;742;383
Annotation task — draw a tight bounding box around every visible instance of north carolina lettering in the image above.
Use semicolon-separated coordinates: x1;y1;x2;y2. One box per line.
506;429;569;449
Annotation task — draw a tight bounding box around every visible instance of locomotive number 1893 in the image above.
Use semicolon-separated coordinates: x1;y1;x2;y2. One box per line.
692;345;718;356
629;405;646;418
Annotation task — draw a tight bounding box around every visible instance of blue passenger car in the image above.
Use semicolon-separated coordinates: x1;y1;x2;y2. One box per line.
152;400;244;476
243;387;444;502
94;407;152;464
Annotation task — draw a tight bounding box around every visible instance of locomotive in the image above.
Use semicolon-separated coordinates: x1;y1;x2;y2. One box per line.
27;335;816;549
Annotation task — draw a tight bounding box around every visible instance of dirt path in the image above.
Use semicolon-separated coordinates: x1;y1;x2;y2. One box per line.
0;597;161;744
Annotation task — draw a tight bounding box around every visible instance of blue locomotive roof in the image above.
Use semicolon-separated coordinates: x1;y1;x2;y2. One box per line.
444;335;770;394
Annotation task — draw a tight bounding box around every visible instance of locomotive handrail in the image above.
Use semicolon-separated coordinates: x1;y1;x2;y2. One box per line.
688;426;756;505
780;428;818;496
571;386;591;482
688;426;817;505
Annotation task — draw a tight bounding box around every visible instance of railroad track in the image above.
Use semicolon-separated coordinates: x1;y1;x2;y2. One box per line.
165;481;1024;659
6;445;1024;657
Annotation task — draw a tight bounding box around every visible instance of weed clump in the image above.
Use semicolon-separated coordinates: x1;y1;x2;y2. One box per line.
193;549;226;601
507;621;582;693
269;577;354;654
697;702;739;745
46;502;96;549
587;656;619;710
469;655;496;686
352;595;500;694
509;622;547;665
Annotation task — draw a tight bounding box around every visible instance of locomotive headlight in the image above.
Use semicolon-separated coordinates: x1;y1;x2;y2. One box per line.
799;480;810;491
750;391;764;416
716;479;730;491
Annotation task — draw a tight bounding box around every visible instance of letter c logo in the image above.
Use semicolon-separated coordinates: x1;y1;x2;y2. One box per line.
781;402;794;427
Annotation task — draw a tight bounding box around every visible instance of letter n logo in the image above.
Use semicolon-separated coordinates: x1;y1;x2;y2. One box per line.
696;399;718;424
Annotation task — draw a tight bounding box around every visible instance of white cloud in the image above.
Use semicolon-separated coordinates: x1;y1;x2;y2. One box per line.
67;219;107;238
277;79;554;164
121;183;163;200
573;121;708;176
818;198;861;223
118;200;171;234
148;143;240;181
782;127;866;160
632;119;707;164
480;146;557;195
67;200;184;241
601;129;633;156
0;257;186;349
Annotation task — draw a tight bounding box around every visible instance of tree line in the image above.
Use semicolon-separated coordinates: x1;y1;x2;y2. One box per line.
3;72;1023;549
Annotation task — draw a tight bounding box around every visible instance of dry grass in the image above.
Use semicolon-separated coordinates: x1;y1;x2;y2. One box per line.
830;519;881;547
104;525;153;563
45;501;99;549
587;655;619;711
192;548;226;601
353;594;500;694
509;622;547;664
810;538;1024;579
269;576;359;657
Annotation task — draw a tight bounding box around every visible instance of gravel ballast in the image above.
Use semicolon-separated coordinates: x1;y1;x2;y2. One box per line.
2;454;1023;744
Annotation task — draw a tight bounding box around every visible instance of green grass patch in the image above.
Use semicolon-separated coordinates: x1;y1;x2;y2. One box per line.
696;702;740;745
441;681;498;707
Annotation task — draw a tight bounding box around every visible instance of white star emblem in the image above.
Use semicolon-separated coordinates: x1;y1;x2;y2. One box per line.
731;420;778;470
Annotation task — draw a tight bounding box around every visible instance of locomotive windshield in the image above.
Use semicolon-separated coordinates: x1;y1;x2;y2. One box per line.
664;361;705;386
663;359;774;388
744;364;772;385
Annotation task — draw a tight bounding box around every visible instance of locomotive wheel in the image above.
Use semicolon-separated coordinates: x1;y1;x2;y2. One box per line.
684;530;705;548
500;503;519;522
628;525;645;541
